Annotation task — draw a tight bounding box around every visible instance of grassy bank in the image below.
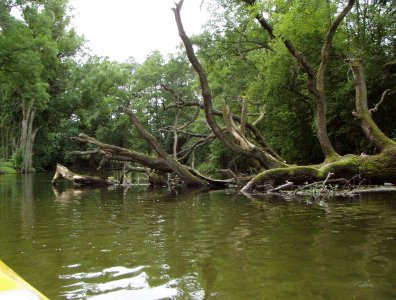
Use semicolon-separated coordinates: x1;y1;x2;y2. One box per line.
0;160;17;174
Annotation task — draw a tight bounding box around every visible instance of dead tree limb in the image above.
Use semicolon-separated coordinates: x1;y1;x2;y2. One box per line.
71;134;172;172
52;164;114;186
222;103;255;150
350;60;396;151
252;106;265;126
267;181;294;193
177;133;216;161
240;96;248;136
166;87;201;159
69;149;100;156
162;83;282;160
173;0;286;169
173;98;180;159
123;107;207;187
322;172;333;186
369;89;391;115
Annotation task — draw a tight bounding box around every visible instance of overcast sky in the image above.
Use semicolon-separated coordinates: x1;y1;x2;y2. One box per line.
69;0;209;62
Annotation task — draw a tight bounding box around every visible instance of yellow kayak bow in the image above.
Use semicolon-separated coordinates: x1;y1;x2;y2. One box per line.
0;260;49;300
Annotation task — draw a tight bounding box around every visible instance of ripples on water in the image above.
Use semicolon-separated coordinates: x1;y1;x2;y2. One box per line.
60;266;179;299
0;174;396;299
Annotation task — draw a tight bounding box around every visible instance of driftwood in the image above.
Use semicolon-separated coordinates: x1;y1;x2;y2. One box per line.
52;164;115;186
267;181;294;193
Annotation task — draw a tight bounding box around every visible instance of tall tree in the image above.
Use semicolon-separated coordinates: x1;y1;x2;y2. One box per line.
0;0;82;172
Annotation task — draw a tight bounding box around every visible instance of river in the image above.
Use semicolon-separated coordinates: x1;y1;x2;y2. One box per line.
0;173;395;299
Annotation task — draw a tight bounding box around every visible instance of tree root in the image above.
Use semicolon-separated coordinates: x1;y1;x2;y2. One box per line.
241;148;396;194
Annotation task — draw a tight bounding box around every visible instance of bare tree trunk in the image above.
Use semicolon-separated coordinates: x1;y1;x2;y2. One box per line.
242;0;355;160
25;127;39;173
19;98;30;159
24;108;36;172
350;59;396;151
173;0;287;170
315;0;355;158
240;96;248;137
19;98;38;173
241;147;396;194
173;100;180;159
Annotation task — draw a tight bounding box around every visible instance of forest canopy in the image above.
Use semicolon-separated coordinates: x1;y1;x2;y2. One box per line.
1;0;395;192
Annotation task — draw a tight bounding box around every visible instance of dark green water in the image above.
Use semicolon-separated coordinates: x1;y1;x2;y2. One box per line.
0;174;395;299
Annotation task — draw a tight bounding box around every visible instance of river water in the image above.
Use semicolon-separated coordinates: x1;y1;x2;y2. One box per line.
0;173;395;299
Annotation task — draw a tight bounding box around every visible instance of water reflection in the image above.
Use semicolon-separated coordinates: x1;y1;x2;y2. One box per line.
60;265;179;299
0;174;395;299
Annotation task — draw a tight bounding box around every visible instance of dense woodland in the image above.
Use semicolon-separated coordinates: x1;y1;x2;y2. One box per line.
0;0;395;192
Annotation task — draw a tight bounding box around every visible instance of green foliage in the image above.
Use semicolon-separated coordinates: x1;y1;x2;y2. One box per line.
196;0;395;164
0;0;84;171
0;160;17;174
1;0;395;173
11;149;23;170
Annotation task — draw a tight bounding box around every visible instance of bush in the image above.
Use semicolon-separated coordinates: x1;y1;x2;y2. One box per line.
11;149;23;170
0;160;17;174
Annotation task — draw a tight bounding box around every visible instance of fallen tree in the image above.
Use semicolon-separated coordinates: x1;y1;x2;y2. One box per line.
69;111;235;188
240;58;396;193
61;0;395;194
173;0;396;193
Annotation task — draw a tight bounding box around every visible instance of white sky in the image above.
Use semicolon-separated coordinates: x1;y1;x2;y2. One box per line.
69;0;209;63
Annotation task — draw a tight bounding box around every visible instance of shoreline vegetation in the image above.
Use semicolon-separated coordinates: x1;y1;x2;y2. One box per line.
1;1;395;195
60;0;396;195
0;161;16;174
51;164;396;198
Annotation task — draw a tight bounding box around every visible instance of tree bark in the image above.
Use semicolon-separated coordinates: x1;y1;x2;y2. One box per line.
173;101;180;159
19;98;39;173
350;59;396;151
0;129;11;160
242;148;396;193
240;96;248;136
71;134;173;172
315;0;355;158
52;164;114;186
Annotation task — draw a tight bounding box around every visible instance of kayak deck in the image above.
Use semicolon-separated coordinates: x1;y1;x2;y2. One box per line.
0;260;48;300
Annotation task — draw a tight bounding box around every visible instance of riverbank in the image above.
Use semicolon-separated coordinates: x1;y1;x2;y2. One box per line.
0;161;16;174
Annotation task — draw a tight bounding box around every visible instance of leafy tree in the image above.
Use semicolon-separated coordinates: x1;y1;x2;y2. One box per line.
0;0;83;171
